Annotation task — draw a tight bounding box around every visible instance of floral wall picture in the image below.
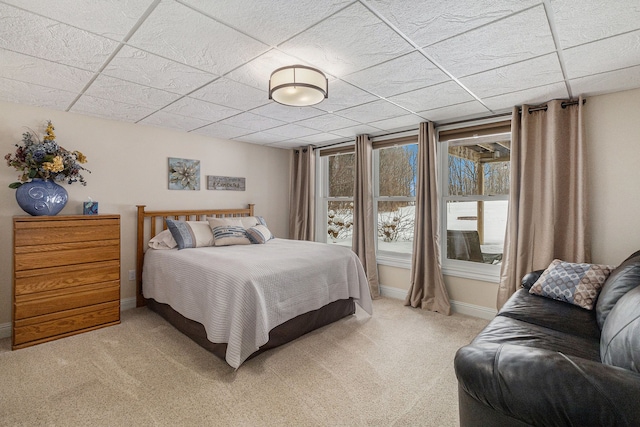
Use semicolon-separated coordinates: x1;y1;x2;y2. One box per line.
168;157;200;190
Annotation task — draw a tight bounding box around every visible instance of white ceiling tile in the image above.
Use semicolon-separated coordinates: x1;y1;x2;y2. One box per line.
190;78;270;111
251;103;325;123
232;132;284;145
127;1;269;75
192;122;253;139
295;113;361;132
102;46;215;95
263;124;320;139
551;0;640;48
331;124;384;138
570;66;640;97
0;77;76;110
460;54;565;98
563;30;640;79
424;5;556;77
482;82;569;111
217;112;286;133
182;0;352;46
294;133;346;144
388;80;473;112
139;110;211;132
83;75;180;109
70;94;156;122
162;97;242;123
0;4;118;71
343;51;449;98
367;0;539;47
0;49;94;93
2;0;153;40
367;114;424;132
335;100;409;123
313;80;378;113
417;101;491;122
226;49;311;91
278;2;413;77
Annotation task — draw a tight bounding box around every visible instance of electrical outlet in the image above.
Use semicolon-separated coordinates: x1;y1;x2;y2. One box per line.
128;270;135;281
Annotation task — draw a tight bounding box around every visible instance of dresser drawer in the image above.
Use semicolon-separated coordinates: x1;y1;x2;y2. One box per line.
15;260;119;296
14;241;119;271
14;219;119;246
14;281;120;320
13;301;120;348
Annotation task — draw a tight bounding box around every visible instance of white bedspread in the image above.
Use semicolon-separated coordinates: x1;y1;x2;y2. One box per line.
142;238;373;368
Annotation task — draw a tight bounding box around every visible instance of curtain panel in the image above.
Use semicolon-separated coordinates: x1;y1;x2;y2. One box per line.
405;122;451;315
497;97;589;308
353;135;380;298
289;146;315;241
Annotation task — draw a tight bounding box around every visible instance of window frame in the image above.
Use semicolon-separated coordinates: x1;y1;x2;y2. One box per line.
373;142;417;268
316;146;355;248
437;118;511;283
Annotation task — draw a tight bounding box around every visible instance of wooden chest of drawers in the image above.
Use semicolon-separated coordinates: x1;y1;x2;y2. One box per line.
13;214;121;349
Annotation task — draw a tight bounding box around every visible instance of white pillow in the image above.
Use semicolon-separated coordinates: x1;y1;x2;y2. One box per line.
148;229;178;250
166;220;215;249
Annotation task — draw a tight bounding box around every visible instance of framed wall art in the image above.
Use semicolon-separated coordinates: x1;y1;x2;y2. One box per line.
207;175;246;191
168;157;200;190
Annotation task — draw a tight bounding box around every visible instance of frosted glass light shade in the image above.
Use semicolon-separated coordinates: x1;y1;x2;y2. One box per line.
269;65;328;107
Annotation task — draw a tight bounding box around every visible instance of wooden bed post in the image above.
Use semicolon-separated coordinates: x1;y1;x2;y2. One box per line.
136;205;146;307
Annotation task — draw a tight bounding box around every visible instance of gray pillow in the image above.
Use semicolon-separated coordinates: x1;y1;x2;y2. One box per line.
600;286;640;373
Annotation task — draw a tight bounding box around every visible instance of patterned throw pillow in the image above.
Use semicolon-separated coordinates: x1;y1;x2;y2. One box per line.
165;219;215;249
246;225;273;244
530;259;615;310
212;224;251;246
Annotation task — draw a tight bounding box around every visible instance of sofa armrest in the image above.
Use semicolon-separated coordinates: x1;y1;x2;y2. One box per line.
521;269;545;289
455;343;640;426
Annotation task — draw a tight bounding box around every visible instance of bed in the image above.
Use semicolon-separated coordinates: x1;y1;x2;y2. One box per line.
136;204;373;368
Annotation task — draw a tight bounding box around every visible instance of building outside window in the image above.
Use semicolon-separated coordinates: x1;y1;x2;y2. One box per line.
438;120;511;282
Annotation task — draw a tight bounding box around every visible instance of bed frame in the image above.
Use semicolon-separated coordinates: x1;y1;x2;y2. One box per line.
135;204;355;365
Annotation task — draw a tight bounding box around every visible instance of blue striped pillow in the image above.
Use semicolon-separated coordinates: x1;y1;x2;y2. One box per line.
212;225;251;246
165;219;214;249
246;225;273;244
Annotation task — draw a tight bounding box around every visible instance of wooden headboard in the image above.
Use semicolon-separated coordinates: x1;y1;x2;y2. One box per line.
135;204;255;307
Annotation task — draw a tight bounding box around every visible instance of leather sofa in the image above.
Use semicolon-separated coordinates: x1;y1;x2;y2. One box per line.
454;251;640;426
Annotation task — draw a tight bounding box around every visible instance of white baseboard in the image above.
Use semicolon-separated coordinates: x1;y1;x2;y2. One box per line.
380;284;496;320
0;297;142;340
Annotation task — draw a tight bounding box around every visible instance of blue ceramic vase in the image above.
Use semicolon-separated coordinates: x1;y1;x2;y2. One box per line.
15;178;68;216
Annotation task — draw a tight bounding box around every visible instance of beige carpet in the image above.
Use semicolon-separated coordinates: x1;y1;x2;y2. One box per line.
0;297;488;427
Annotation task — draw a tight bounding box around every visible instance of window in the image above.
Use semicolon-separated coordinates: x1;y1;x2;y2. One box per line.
318;150;355;248
374;143;417;264
438;121;511;281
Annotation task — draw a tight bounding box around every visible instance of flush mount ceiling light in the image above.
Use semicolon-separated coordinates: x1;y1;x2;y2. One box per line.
269;65;328;107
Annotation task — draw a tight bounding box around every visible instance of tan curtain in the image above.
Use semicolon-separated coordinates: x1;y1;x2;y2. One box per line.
289;146;315;241
497;97;589;308
405;122;451;314
352;135;380;298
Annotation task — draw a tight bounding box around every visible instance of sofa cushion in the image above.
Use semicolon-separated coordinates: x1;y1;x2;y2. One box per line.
499;289;600;340
530;259;614;310
596;250;640;329
601;286;640;373
471;315;601;362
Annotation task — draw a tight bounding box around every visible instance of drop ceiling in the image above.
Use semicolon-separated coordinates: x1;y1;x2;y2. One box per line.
1;0;639;149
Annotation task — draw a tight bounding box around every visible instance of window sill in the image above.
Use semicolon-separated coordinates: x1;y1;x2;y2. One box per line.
441;261;500;283
376;254;412;269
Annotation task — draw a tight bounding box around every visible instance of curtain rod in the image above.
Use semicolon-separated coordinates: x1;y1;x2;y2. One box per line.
520;98;586;113
311;98;585;151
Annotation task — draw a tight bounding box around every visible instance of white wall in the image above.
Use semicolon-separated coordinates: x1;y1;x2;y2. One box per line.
379;87;640;315
0;102;291;329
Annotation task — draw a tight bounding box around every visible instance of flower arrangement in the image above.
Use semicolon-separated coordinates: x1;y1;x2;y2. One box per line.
5;121;89;189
